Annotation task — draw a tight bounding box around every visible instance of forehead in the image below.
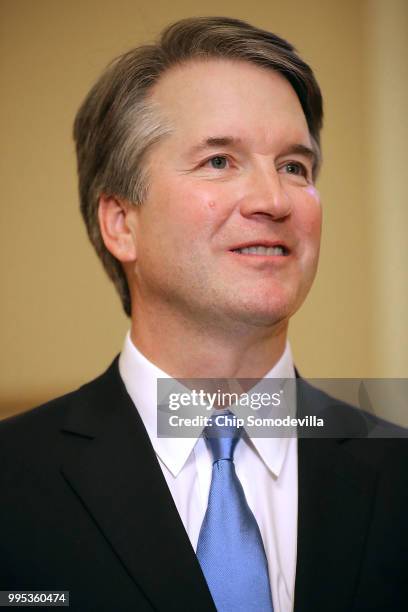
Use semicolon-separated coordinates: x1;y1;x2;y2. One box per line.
150;58;310;149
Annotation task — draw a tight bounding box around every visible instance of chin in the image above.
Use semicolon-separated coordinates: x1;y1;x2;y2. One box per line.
224;295;297;329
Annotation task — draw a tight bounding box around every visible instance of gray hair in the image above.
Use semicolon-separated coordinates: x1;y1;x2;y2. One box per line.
73;16;323;316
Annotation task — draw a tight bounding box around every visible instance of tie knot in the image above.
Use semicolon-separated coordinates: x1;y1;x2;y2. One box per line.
204;411;243;462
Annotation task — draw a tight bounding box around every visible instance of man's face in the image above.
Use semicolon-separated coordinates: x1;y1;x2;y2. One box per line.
128;59;322;330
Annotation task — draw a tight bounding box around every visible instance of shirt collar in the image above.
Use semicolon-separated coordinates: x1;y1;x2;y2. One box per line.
119;332;295;478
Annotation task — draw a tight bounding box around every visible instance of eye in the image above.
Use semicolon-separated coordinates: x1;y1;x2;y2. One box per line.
283;161;307;176
207;155;229;170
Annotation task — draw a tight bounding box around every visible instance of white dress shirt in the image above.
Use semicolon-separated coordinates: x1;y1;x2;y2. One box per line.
119;332;297;612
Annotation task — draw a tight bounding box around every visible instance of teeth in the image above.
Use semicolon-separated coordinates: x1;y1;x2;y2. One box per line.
235;246;285;256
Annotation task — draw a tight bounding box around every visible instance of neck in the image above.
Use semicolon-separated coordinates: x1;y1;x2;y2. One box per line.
129;305;289;378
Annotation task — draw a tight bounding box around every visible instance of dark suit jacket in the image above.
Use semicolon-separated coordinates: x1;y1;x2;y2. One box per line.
0;358;407;611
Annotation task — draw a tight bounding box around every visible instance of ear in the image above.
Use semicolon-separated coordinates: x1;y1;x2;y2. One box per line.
98;195;138;262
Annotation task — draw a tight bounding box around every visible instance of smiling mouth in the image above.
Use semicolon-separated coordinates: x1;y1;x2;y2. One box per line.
231;245;289;256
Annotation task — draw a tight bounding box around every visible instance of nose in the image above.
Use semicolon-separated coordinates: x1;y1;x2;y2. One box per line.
239;166;292;220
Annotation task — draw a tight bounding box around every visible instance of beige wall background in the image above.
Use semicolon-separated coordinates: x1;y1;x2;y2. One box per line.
1;0;407;419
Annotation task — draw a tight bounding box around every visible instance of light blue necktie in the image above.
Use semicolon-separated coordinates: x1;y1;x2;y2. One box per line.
196;412;274;612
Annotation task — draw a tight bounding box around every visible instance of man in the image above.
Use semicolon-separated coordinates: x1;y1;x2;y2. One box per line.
0;16;406;612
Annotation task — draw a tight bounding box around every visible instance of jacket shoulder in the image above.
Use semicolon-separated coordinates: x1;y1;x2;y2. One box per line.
0;356;121;449
297;377;408;469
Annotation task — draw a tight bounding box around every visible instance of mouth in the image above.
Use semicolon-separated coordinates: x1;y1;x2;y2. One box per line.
230;242;290;256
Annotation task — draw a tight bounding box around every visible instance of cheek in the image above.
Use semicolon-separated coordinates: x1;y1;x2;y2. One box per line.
141;182;217;251
293;188;322;240
162;178;235;232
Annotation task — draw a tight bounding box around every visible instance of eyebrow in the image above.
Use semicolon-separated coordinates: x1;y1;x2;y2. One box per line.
187;136;318;168
187;136;241;157
278;143;318;167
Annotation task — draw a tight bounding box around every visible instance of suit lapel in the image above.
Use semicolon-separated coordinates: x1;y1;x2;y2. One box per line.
294;381;379;612
60;359;215;612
